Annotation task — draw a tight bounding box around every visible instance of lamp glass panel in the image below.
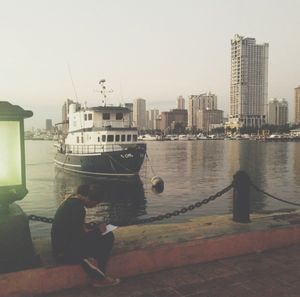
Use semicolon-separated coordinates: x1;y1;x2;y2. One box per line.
0;121;22;186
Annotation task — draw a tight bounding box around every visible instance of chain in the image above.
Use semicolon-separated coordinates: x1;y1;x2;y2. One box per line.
250;183;300;207
28;183;233;226
125;183;233;226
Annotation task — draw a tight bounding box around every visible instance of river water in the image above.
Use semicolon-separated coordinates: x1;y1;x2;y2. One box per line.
18;140;300;238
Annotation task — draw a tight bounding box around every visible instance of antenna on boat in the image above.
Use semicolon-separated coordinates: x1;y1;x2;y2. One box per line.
99;79;113;106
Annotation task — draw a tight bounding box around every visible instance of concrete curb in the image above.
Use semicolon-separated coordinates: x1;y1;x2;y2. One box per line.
1;223;300;297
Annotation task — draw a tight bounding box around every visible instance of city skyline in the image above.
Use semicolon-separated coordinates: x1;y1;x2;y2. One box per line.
1;1;300;128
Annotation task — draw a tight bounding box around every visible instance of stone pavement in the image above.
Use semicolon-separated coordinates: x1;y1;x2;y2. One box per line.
45;244;300;297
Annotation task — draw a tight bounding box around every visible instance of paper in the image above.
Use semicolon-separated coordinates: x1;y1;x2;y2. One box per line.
102;224;118;235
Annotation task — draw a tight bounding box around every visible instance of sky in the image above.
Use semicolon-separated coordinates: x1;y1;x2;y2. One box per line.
0;0;300;129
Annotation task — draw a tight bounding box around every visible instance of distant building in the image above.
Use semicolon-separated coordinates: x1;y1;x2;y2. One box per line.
177;96;185;109
197;109;223;133
268;98;288;125
62;99;81;132
161;109;188;131
45;119;52;132
228;34;269;129
295;86;300;124
188;92;218;129
147;109;159;130
133;98;146;130
125;103;133;127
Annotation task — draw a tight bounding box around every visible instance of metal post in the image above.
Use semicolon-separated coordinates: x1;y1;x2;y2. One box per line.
233;170;251;223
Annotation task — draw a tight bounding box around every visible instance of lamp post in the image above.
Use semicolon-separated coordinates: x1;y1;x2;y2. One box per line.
0;101;37;273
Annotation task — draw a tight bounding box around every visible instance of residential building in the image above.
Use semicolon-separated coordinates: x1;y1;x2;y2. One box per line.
295;86;300;124
147;109;159;130
197;109;223;133
188;92;217;129
45;119;52;132
229;34;269;129
177;96;185;109
125;103;133;127
161;109;188;131
133;98;146;130
268;98;288;125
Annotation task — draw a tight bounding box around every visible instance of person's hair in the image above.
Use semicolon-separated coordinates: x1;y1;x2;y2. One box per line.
76;184;91;198
76;184;105;201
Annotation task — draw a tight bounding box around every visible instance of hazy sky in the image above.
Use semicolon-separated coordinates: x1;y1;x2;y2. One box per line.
1;0;300;128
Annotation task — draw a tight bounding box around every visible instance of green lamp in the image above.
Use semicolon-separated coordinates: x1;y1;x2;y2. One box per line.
0;101;33;211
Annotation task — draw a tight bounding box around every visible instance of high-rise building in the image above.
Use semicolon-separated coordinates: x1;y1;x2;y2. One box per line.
177;96;185;109
161;109;188;131
268;98;288;126
188;92;217;129
46;119;52;132
295;86;300;124
125;103;133;127
62;99;81;132
133;98;146;130
147;109;159;130
229;34;269;128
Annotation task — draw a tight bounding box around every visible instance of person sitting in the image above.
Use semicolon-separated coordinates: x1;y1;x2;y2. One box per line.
51;184;119;287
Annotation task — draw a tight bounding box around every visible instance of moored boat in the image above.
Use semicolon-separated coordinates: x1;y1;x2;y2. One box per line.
54;81;146;176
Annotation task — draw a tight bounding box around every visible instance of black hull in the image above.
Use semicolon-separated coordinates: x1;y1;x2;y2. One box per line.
54;144;146;176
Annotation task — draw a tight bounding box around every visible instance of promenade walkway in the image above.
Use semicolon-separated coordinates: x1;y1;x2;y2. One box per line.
45;244;300;297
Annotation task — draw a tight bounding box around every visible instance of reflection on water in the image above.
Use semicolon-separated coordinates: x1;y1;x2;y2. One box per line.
54;169;147;226
20;140;300;237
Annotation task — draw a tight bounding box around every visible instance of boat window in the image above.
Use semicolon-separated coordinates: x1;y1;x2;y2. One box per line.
77;136;80;143
102;135;106;142
127;134;132;142
107;135;114;142
121;135;126;142
133;135;137;142
98;137;100;142
116;135;120;142
81;137;84;143
116;112;123;120
103;113;110;120
84;114;87;121
88;114;93;120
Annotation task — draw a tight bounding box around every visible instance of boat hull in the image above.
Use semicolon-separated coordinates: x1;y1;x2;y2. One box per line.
54;144;146;176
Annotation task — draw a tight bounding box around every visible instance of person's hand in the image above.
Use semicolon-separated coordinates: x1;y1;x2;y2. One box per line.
99;223;107;234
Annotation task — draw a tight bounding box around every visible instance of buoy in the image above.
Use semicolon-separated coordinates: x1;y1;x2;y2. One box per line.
151;176;164;193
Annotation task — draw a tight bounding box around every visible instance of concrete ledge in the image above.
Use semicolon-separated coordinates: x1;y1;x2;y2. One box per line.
1;210;300;297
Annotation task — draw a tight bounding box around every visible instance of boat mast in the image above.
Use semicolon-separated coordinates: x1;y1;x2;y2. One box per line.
99;79;113;107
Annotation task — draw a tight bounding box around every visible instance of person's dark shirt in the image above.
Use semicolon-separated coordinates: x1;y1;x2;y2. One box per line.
51;196;86;261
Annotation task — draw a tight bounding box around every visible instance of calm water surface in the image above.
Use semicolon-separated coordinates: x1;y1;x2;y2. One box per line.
18;140;300;238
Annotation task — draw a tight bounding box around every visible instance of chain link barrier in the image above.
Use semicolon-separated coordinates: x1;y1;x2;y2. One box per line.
28;183;233;227
250;182;300;207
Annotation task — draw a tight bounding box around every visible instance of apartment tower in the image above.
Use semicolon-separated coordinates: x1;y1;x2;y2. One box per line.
295;86;300;124
229;34;269;128
133;98;146;130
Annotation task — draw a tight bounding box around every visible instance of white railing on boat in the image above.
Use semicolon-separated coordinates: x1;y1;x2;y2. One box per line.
101;120;130;128
65;144;124;154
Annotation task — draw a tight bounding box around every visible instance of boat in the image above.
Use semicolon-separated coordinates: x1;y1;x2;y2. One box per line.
138;134;158;141
54;80;146;176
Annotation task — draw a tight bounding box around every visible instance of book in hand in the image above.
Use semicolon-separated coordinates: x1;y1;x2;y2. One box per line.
102;224;118;235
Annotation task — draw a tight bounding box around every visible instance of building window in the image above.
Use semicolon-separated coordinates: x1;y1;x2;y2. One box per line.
116;135;120;142
127;134;132;142
102;135;106;142
88;114;93;120
133;135;137;142
116;112;123;120
107;135;114;142
121;135;126;142
103;113;110;120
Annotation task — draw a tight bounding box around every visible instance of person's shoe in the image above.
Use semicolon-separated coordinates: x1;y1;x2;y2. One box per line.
82;258;105;280
93;276;120;288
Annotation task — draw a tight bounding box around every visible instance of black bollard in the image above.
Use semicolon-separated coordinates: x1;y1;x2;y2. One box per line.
232;171;251;223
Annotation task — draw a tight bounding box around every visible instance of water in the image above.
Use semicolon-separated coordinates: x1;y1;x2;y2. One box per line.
18;140;300;238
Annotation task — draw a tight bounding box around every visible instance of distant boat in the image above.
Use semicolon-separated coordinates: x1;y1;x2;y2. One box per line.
138;134;158;141
54;81;146;176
